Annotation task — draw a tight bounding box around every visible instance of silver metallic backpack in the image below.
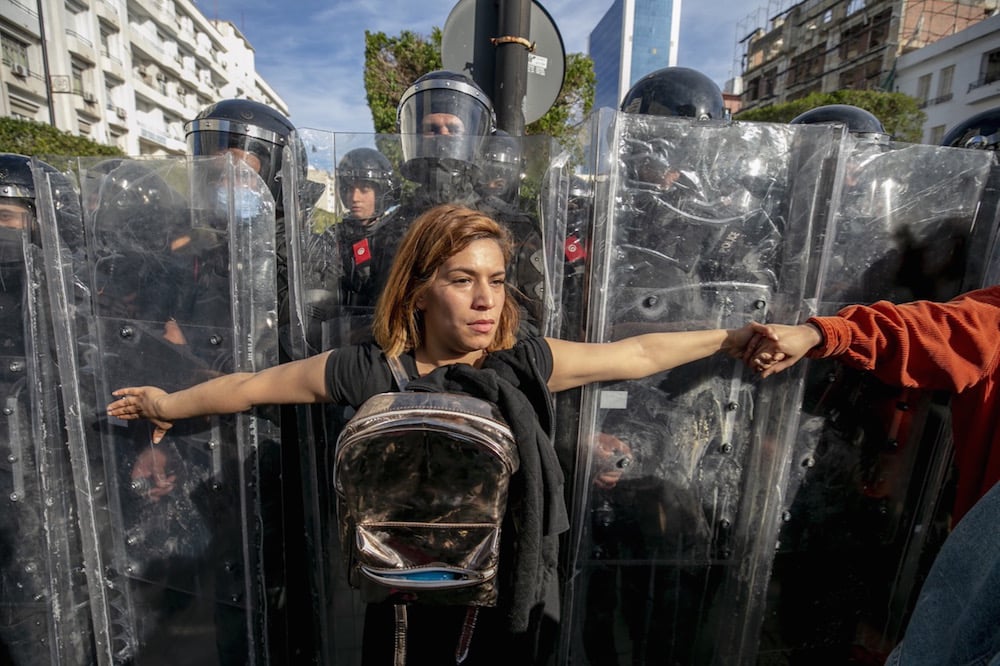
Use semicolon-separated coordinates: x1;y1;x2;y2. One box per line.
334;355;520;609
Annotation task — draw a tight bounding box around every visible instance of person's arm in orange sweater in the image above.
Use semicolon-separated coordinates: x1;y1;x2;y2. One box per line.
746;286;1000;391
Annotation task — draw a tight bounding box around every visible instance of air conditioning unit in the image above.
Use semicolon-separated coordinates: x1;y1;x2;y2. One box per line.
83;91;96;103
11;63;27;78
116;106;127;119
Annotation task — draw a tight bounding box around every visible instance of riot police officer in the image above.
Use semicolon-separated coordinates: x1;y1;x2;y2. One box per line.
396;70;546;333
185;98;302;338
300;146;402;348
185;99;304;663
397;69;495;208
577;66;776;665
476;129;522;206
0;153;92;665
768;103;979;661
186;98;296;210
620;66;726;120
790;103;890;141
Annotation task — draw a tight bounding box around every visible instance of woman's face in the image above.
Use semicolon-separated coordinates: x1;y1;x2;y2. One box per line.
416;238;506;363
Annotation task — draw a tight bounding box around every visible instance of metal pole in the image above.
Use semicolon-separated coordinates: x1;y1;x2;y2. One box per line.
494;0;530;135
35;0;56;126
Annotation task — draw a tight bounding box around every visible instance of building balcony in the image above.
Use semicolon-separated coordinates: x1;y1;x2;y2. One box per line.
106;102;128;127
132;0;180;36
133;74;188;117
101;51;125;80
94;0;120;27
5;0;41;36
917;93;954;109
65;29;98;62
5;65;48;99
137;123;185;153
966;76;1000;105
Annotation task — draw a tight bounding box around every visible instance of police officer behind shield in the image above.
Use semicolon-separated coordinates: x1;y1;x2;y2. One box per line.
300;146;403;348
185;98;305;664
476;129;522;207
0;153;92;665
396;70;547;334
333;148;400;310
577;67;739;666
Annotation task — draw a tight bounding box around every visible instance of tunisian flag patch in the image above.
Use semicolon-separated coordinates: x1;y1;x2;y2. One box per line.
353;238;372;265
564;235;586;262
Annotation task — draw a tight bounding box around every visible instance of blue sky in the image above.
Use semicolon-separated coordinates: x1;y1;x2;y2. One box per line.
197;0;774;132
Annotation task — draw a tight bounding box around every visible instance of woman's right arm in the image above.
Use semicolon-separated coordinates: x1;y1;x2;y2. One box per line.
107;350;334;441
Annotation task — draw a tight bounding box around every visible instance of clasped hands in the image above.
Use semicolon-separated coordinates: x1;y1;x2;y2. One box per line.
732;321;823;378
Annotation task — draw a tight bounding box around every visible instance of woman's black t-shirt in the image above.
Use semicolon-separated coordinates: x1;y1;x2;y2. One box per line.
324;336;554;408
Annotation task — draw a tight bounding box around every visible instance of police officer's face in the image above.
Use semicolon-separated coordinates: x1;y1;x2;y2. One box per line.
0;202;31;230
344;181;377;221
422;113;466;136
218;148;262;174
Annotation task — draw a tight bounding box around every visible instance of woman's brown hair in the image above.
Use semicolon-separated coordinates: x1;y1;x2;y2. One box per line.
372;204;519;357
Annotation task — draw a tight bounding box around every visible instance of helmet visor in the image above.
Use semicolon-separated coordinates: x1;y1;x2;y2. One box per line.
398;80;493;163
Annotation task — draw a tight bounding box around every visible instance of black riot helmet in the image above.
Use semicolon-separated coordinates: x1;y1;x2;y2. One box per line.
477;130;522;203
185;98;296;207
336;147;399;221
397;70;495;168
0;153;82;260
620;66;726;120
790;104;889;144
0;153;40;267
941;106;1000;150
87;159;185;254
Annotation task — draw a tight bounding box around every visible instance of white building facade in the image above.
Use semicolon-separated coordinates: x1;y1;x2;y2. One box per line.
895;12;1000;144
0;0;288;156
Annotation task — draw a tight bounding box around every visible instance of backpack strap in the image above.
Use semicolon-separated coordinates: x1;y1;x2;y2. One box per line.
386;354;410;391
393;604;407;666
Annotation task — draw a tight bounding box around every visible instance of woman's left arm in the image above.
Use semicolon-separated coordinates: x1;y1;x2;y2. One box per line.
545;322;774;393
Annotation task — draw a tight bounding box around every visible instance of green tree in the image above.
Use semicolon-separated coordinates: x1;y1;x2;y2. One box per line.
0;117;124;157
525;51;595;144
364;29;443;134
363;28;595;143
735;90;925;143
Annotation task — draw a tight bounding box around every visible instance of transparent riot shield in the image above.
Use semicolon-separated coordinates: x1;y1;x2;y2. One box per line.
969;159;1000;289
760;140;997;662
282;129;564;665
0;163;96;664
46;155;279;665
558;112;842;665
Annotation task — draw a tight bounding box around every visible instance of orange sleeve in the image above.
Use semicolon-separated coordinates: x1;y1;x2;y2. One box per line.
804;286;1000;393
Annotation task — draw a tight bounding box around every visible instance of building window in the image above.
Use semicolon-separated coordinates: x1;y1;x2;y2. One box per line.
936;65;954;103
71;62;85;95
1;34;29;69
928;125;946;145
823;9;833;23
916;73;931;105
981;49;1000;86
764;68;776;98
846;0;865;15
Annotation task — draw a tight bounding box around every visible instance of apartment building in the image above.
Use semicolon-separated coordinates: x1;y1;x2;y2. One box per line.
894;12;1000;143
737;0;995;113
0;0;288;155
